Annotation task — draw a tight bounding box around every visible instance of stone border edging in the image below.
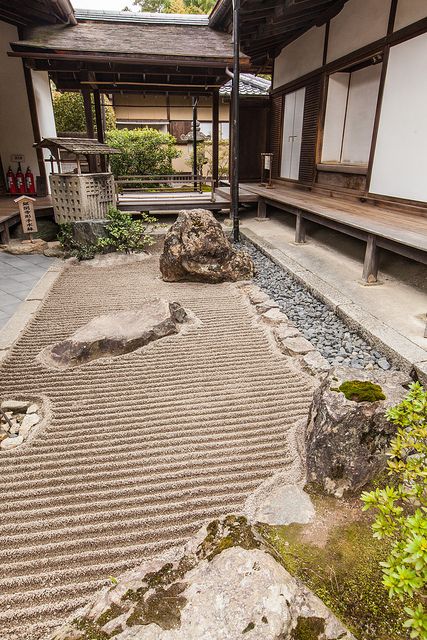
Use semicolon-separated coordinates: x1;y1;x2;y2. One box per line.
0;261;63;363
241;227;427;385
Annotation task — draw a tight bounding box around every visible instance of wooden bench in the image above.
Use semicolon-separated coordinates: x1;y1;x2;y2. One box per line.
242;183;427;284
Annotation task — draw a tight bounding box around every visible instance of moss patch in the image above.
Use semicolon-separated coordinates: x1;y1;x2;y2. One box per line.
291;616;325;639
333;380;385;403
258;499;407;640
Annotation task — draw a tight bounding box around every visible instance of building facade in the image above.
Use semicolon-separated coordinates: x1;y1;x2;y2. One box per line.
268;0;427;206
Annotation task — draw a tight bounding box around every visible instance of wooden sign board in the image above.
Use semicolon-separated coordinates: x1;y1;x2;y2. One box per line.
14;196;38;235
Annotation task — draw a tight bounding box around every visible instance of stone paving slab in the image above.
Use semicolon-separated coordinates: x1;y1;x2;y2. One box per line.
0;253;58;329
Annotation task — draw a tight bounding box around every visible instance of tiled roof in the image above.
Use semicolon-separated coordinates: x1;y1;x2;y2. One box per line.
74;8;209;25
220;73;271;97
34;138;120;155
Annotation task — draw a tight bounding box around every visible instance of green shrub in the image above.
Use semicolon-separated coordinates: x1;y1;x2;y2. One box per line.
361;382;427;639
52;90;116;133
58;208;156;260
106;128;180;178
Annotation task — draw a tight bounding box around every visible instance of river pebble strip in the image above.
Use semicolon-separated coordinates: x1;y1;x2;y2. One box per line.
242;241;393;371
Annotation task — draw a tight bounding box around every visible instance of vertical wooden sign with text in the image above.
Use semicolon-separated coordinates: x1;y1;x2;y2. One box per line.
14;196;38;239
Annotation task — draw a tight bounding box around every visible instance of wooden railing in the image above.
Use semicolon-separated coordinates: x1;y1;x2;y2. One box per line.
115;174;214;200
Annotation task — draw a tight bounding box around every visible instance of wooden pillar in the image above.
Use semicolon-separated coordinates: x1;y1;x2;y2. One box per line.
212;89;220;188
192;96;198;192
82;89;97;173
93;89;106;171
362;234;379;283
295;212;306;243
257;198;267;219
22;63;47;193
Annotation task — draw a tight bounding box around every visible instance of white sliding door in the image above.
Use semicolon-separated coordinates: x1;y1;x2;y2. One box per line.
280;87;306;180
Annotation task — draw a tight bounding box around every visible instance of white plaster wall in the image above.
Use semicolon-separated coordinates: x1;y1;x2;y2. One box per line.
32;70;57;185
370;33;427;202
0;21;39;179
327;0;391;63
273;26;325;89
321;73;349;163
394;0;427;31
341;64;382;164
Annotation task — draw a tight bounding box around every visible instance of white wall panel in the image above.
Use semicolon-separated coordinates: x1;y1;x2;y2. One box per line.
273;26;325;89
31;70;57;185
394;0;427;31
321;73;349;163
0;21;39;179
327;0;391;63
370;33;427;202
341;64;381;164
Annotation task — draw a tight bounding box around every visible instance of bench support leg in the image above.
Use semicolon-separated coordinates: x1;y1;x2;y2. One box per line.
257;198;267;219
0;224;10;245
362;234;379;283
295;212;306;244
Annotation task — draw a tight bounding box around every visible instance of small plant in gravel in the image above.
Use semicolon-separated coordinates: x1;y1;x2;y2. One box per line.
362;382;427;639
58;208;157;260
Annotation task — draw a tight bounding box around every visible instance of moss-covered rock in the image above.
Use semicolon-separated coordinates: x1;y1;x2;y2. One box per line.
335;380;385;403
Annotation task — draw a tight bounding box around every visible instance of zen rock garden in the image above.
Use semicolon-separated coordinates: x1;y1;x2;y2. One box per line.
43;209;424;640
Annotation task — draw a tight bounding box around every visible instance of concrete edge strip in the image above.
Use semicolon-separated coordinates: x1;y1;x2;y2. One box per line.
241;227;427;383
0;261;64;363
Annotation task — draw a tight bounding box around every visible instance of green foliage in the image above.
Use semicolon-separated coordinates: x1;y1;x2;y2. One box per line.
97;208;156;254
133;0;215;13
52;91;116;133
335;380;386;403
106;128;180;178
185;140;229;179
362;382;427;639
58;208;156;260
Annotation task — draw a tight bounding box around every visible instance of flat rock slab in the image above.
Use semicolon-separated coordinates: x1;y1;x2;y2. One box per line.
160;209;254;283
42;300;190;368
253;484;315;526
52;516;354;640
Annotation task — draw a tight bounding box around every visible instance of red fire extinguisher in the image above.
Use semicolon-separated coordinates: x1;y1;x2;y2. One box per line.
25;167;36;195
15;162;25;194
6;166;17;194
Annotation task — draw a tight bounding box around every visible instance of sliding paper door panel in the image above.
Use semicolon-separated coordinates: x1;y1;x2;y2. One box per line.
280;87;306;180
370;33;427;202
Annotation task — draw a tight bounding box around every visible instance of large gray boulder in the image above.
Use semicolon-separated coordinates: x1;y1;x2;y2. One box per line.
51;516;354;640
306;367;410;497
160;209;254;283
42;300;189;368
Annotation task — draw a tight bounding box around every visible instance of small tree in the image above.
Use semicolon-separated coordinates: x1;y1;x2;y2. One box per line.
185;140;229;179
106;128;180;178
52;91;116;133
361;382;427;639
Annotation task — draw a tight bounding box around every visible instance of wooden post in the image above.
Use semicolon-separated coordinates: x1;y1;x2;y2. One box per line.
93;89;106;171
82;89;97;173
257;198;267;219
192;97;198;192
212;89;220;188
295;212;306;243
231;0;240;242
362;234;379;283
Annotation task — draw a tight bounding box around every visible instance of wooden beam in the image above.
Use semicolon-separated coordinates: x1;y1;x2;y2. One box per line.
295;212;306;243
212;89;219;187
21;58;47;190
82;89;97;173
93;89;106;171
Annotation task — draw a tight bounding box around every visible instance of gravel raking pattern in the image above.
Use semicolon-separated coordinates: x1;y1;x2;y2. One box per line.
0;255;313;640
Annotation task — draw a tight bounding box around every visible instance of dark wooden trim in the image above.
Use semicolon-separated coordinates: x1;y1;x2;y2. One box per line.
314;72;328;176
212;89;220;187
93;89;106;171
166;94;171;132
387;0;398;35
82;89;97;172
365;45;390;194
322;19;330;66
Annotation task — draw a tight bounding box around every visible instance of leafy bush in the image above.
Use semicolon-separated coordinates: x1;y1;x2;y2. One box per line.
362;382;427;639
58;208;156;260
106;128;180;178
52;90;116;133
